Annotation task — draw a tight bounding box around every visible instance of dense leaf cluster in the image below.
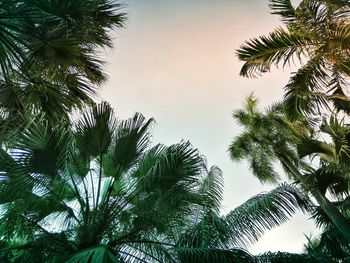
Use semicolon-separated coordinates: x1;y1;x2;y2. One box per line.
233;0;350;261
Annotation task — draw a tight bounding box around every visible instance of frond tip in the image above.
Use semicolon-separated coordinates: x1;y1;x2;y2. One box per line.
269;0;296;22
224;183;313;248
237;28;312;78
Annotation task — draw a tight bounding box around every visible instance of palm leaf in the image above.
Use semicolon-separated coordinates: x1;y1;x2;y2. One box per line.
76;102;116;158
136;141;204;191
269;0;296;23
198;166;224;212
237;28;316;77
249;147;281;184
228;131;254;161
283;55;329;119
297;138;336;162
177;247;254;263
66;245;120;263
111;113;154;171
223;183;313;248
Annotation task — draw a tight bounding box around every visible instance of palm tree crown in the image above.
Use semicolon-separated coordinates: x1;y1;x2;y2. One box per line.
0;0;126;139
237;0;350;119
0;102;313;262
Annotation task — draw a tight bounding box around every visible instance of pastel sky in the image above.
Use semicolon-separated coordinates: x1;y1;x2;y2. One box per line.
101;0;316;254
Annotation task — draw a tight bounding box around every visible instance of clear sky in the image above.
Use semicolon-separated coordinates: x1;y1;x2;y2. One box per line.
101;0;316;254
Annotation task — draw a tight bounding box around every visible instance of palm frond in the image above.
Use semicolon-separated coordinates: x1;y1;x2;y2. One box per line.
76;102;116;158
237;28;316;77
136;141;204;192
269;0;297;23
249;147;280;184
283;56;330;119
177;247;254;263
223;183;313;248
111;113;154;171
66;245;120;263
198;166;224;212
228;131;254;161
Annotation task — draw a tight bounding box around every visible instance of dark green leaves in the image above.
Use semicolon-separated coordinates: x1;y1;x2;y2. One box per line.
177;247;254;263
224;183;312;248
269;0;296;22
0;0;126;129
256;251;333;263
66;245;120;263
237;28;313;77
112;113;153;169
77;102;116;158
237;0;350;117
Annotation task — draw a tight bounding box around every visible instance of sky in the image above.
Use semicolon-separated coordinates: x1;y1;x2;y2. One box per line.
100;0;317;254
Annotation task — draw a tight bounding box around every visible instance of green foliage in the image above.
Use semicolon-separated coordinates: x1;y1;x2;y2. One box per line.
237;0;350;118
230;94;308;183
230;93;350;257
0;102;316;262
66;246;120;263
0;0;126;140
235;1;350;251
256;251;333;263
224;183;312;248
177;247;254;263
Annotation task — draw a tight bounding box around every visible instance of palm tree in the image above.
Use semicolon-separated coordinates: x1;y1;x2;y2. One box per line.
0;101;196;262
229;94;350;242
172;172;312;262
304;221;350;262
255;251;333;263
0;102;314;262
236;0;350;119
0;0;125;139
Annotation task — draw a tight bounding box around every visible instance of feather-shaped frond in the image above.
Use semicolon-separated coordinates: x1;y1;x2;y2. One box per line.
177;247;254;263
198;166;224;212
283;55;330;119
237;28;316;77
66;245;120;263
223;183;313;248
269;0;297;23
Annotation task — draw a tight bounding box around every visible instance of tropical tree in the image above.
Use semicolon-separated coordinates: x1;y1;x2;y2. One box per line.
229;94;350;243
0;0;125;139
234;0;350;249
173;176;313;262
304;223;350;262
0;102;315;262
236;0;350;119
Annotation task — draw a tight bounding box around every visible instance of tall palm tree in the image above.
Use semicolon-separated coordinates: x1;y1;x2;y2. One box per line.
229;94;350;241
0;102;313;262
0;0;125;139
236;0;350;119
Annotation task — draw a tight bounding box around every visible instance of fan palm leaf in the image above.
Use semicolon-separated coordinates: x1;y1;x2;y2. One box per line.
0;0;126;133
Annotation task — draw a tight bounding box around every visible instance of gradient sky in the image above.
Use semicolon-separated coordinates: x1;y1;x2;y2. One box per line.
100;0;316;254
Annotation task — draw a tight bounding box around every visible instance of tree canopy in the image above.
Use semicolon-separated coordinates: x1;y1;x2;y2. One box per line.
233;0;350;261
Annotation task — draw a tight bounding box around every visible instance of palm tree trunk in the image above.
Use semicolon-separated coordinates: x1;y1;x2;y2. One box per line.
278;154;350;241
